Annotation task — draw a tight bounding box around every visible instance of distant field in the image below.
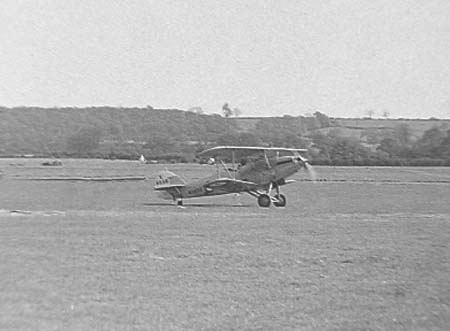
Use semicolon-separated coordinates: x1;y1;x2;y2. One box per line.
336;118;450;139
235;117;450;138
0;159;449;330
336;118;450;131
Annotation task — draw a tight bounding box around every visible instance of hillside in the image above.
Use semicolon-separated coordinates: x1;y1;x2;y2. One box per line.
335;118;450;139
0;107;238;159
1;107;449;165
235;117;450;139
0;107;325;159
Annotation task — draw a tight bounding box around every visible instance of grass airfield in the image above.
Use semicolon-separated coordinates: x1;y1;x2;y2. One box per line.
0;159;449;330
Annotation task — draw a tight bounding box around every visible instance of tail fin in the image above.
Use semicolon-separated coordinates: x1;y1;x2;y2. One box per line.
154;170;185;190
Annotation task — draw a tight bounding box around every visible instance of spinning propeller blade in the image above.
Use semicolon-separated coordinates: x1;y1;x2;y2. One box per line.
294;153;317;182
304;161;317;182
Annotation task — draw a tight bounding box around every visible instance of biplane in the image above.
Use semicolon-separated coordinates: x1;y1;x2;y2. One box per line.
154;146;315;207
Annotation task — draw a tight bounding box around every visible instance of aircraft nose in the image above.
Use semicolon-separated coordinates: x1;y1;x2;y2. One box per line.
293;155;305;166
292;155;317;181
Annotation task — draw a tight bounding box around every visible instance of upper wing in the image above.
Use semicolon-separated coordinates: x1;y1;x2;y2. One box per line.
199;146;308;157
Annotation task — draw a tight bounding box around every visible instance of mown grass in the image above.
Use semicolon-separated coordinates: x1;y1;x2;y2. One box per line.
1;211;448;330
0;160;449;330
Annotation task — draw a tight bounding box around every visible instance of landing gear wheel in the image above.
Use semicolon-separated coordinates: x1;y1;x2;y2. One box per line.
257;194;271;208
273;194;287;207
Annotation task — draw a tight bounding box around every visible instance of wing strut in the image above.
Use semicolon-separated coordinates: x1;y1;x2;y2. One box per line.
263;150;272;169
231;150;236;179
220;160;233;178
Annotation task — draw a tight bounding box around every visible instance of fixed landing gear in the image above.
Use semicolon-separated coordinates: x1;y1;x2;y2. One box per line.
272;183;287;207
174;198;184;208
252;183;287;208
257;194;271;207
273;194;286;207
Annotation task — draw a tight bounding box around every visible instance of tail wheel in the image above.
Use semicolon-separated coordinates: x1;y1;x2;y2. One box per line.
274;194;287;207
257;194;271;208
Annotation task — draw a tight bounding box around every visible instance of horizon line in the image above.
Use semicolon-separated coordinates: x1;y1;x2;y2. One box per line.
1;105;449;121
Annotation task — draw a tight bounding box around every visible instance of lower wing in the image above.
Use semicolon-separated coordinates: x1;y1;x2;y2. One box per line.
204;178;258;193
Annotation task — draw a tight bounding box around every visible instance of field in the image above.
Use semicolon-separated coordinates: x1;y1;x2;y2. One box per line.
235;117;450;138
1;159;449;330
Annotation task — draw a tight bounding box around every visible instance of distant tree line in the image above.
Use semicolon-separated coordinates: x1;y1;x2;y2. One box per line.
0;107;449;165
311;125;450;166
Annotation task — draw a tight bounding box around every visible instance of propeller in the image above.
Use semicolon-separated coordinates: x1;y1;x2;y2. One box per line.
304;161;317;182
294;153;317;182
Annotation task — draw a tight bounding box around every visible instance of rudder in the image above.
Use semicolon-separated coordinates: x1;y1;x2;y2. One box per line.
154;170;185;190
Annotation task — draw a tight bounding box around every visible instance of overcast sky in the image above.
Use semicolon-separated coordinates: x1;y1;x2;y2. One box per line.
1;0;449;118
